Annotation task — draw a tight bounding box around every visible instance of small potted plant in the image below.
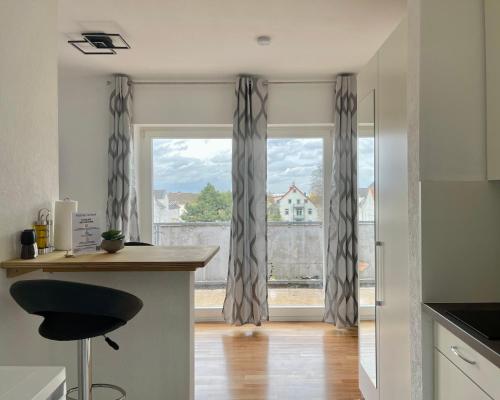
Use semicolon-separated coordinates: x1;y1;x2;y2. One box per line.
101;229;125;253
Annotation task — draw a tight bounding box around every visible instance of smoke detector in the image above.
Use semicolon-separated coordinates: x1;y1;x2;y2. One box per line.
256;35;272;46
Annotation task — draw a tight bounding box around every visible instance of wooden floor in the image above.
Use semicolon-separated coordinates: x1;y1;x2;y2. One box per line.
195;322;361;400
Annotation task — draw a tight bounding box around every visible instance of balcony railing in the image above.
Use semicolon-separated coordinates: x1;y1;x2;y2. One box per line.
153;221;375;288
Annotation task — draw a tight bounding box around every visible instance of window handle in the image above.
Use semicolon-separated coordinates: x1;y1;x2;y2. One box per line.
450;346;476;365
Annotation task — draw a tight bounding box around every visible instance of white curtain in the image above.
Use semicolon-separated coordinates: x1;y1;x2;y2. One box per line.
106;74;140;241
223;76;269;325
324;74;358;328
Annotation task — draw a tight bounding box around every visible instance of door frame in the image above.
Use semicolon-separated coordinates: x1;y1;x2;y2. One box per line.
136;123;370;321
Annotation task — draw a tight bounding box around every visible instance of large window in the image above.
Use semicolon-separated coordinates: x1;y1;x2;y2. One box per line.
141;125;332;315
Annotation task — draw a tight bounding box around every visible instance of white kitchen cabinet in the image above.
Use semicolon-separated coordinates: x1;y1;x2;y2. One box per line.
357;15;411;400
485;0;500;180
433;322;500;400
434;350;491;400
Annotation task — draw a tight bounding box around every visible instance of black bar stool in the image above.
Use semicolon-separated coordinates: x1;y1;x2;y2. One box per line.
10;279;143;400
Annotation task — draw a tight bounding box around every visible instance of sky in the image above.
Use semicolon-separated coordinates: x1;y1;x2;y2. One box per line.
153;138;374;194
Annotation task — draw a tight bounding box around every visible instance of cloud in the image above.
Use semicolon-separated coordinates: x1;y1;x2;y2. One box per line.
152;137;373;194
358;138;374;188
267;139;323;193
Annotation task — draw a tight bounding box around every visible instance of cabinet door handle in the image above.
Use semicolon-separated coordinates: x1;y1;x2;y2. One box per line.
375;241;384;306
450;346;476;365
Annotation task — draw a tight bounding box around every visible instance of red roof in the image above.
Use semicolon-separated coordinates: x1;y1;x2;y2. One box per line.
275;184;311;202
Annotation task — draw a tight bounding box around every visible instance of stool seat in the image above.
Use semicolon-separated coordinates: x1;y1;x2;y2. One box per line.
124;241;152;246
10;280;143;341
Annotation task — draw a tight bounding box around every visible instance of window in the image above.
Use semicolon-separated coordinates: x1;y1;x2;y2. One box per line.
141;124;333;316
358;133;375;308
305;199;308;204
267;131;329;308
141;127;233;309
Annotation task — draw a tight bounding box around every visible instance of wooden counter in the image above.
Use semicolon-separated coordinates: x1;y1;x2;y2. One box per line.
1;246;219;277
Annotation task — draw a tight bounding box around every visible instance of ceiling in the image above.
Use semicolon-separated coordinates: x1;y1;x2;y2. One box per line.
58;0;406;79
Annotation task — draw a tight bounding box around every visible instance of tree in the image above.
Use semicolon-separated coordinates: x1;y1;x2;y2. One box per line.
309;164;324;220
181;183;232;222
267;202;282;222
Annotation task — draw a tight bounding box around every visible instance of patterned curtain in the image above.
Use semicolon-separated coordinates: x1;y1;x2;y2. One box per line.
106;74;140;241
223;76;268;325
324;75;358;328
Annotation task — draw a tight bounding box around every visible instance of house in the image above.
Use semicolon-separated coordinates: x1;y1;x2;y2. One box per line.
153;190;199;223
153;190;180;222
358;183;375;222
273;184;319;222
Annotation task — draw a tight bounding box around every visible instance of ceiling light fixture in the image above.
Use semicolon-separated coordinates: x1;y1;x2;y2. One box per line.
256;35;272;46
68;32;130;55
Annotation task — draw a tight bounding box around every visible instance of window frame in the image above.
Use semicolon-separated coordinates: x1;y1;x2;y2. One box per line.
137;123;336;321
137;124;233;242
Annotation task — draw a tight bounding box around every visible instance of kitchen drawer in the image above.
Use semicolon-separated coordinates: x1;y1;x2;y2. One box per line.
434;322;500;399
435;349;491;400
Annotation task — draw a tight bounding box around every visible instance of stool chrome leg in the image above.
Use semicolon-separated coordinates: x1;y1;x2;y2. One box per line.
67;338;126;400
77;339;92;400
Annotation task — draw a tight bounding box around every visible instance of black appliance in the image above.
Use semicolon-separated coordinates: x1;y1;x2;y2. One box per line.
447;308;500;340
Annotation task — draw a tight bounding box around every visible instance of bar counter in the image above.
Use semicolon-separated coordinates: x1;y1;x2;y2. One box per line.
2;245;219;400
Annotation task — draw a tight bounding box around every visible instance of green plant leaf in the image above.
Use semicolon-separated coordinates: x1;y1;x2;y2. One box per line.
101;229;124;240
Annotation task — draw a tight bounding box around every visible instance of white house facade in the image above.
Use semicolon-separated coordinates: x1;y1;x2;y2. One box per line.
358;184;375;222
153;190;182;223
275;184;319;222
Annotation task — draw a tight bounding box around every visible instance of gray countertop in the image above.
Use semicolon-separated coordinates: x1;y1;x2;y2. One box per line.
423;303;500;369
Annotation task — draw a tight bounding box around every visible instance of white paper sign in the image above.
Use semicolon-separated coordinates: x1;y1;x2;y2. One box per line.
72;212;100;255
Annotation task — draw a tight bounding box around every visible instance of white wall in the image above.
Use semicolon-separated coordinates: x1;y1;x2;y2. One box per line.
134;81;334;125
421;181;500;302
59;76;335;219
407;0;424;399
133;83;234;125
0;0;59;363
268;83;334;125
58;70;110;232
